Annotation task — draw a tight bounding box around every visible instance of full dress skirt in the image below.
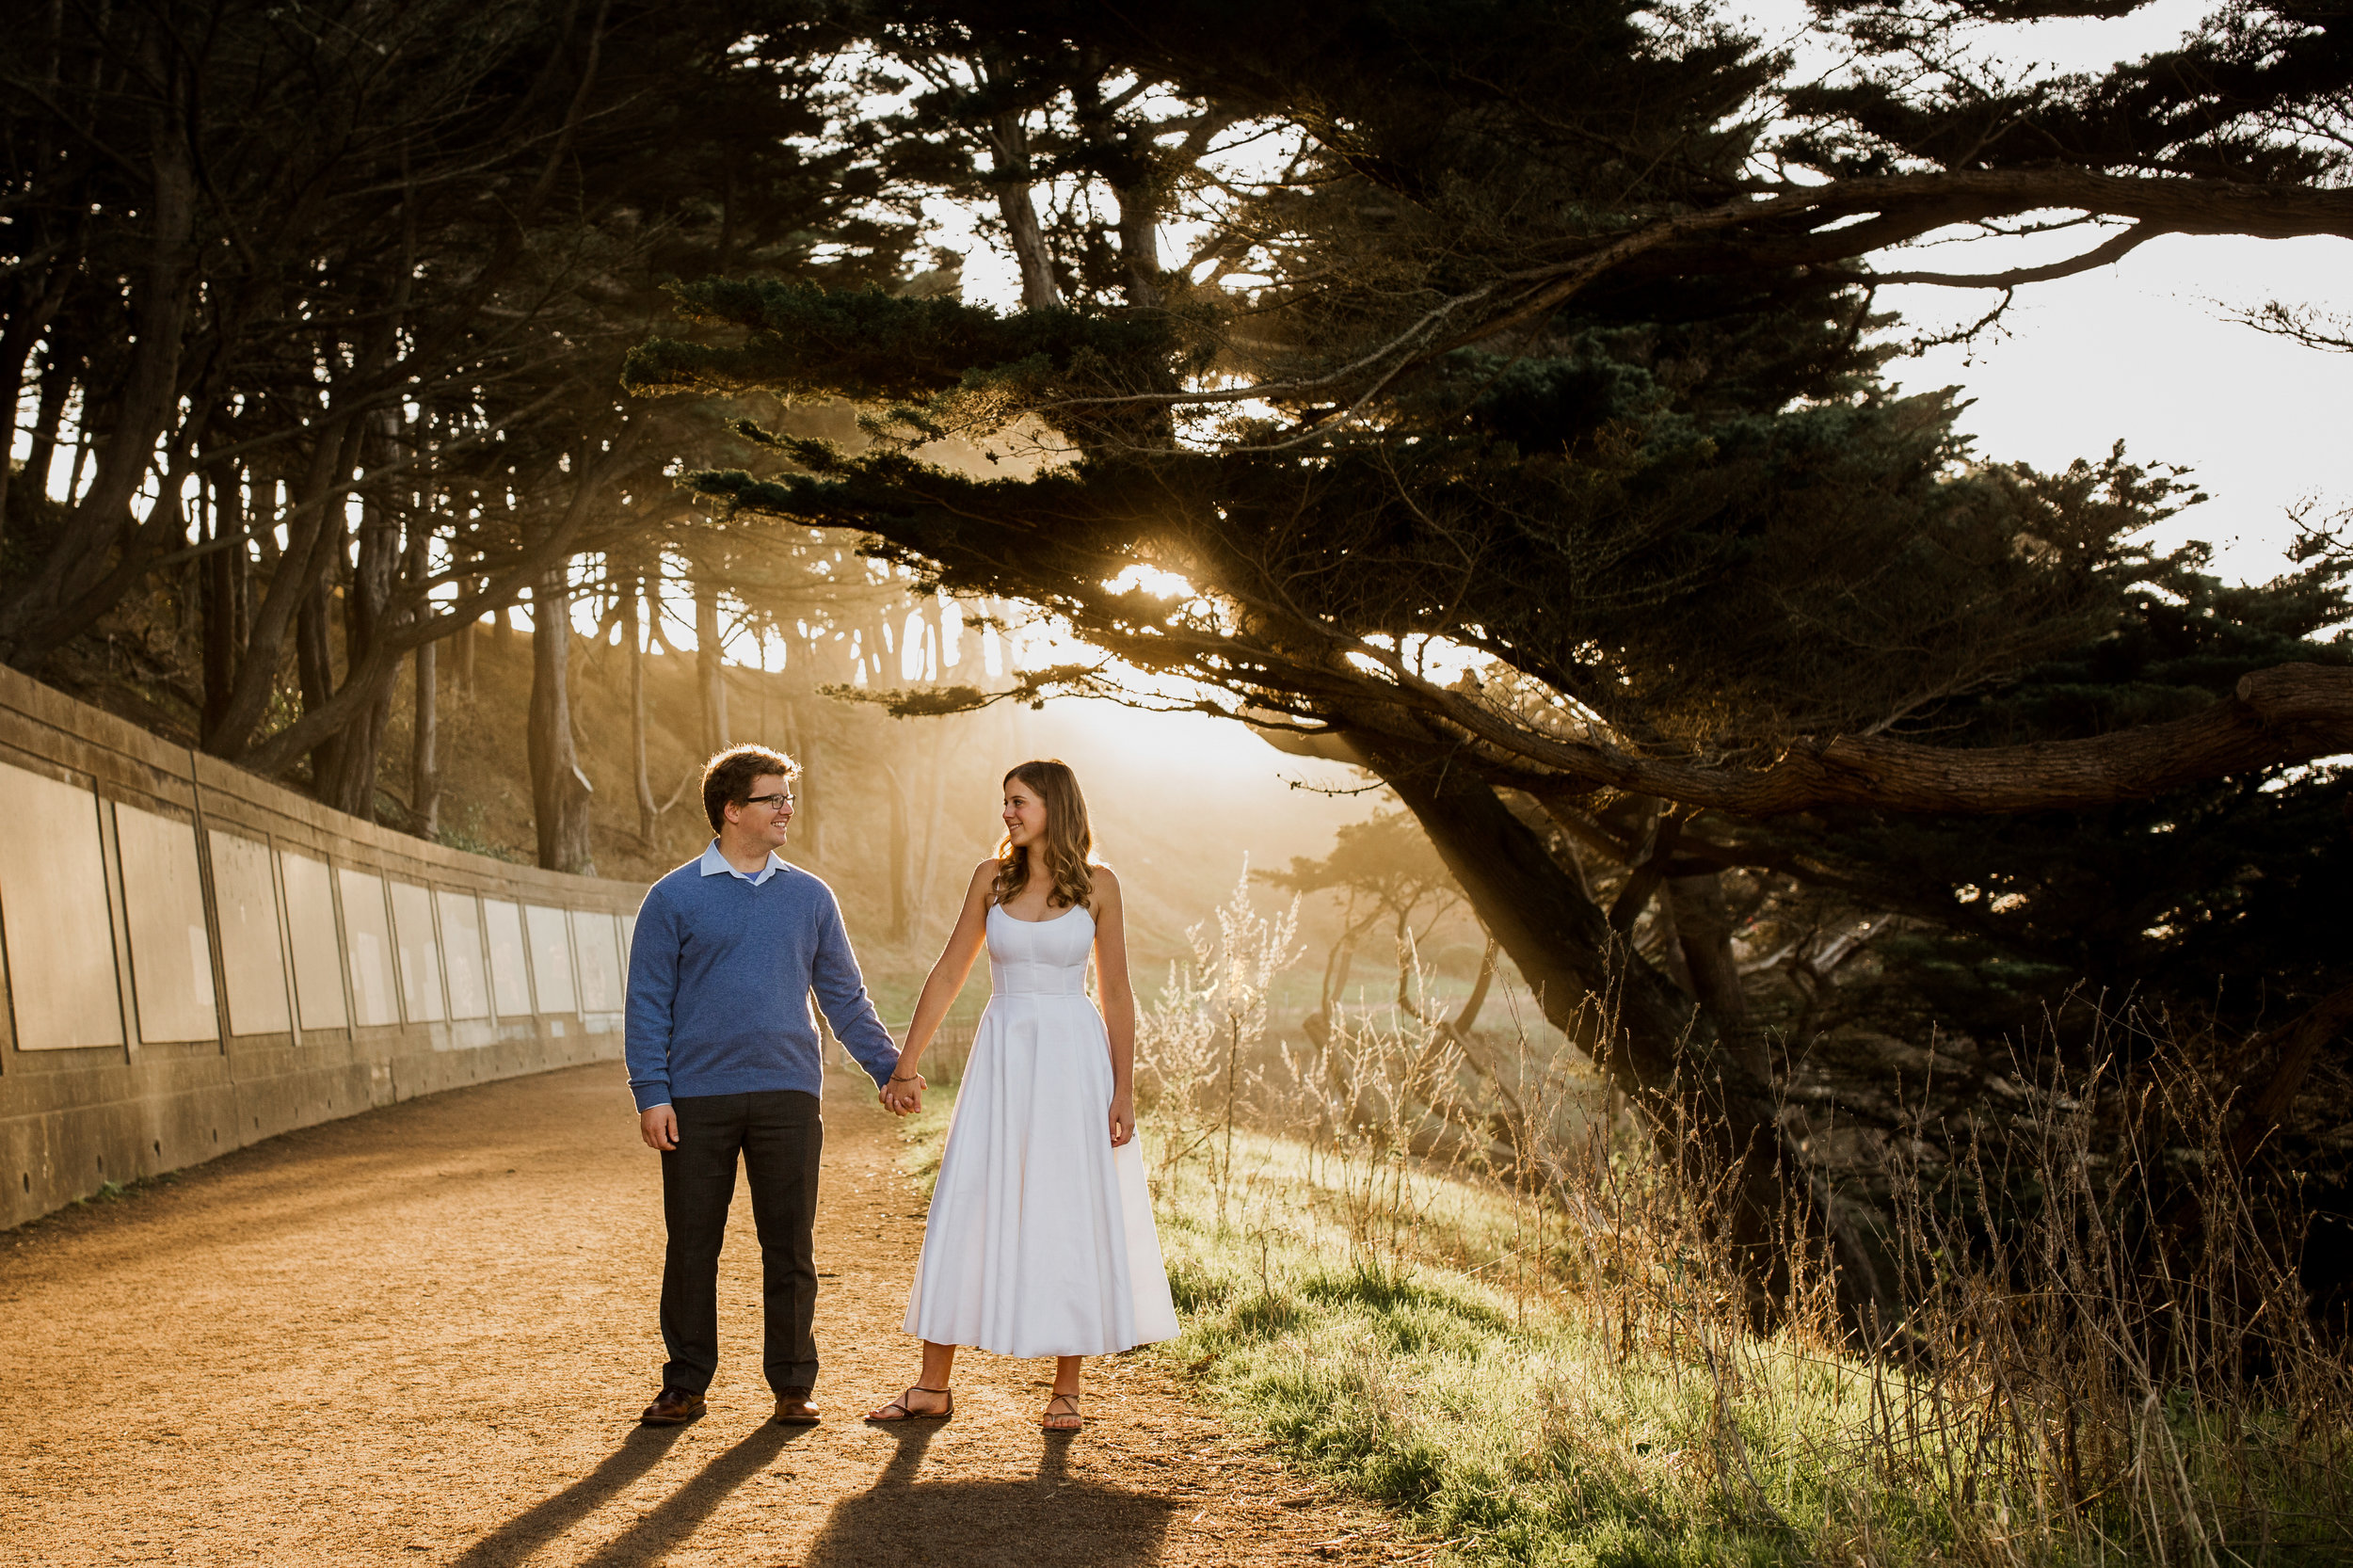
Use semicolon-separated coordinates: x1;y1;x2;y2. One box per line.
902;902;1179;1357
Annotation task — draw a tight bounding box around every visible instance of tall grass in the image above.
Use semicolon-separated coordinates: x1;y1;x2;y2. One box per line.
897;874;2353;1565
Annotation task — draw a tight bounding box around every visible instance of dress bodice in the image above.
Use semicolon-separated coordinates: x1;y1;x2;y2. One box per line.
985;902;1095;996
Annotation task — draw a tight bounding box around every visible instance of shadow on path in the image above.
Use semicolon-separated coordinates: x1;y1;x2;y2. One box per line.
577;1420;807;1567
806;1424;1175;1568
450;1425;685;1567
452;1419;807;1568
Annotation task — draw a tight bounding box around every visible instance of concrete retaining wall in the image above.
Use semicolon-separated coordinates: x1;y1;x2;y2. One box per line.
0;664;647;1230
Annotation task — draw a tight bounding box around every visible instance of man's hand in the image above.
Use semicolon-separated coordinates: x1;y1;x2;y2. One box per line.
880;1074;926;1116
640;1104;679;1151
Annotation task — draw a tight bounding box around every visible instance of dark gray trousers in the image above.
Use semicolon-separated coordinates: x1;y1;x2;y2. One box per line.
658;1089;823;1396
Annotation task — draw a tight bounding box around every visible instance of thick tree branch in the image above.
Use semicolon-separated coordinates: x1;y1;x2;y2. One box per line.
1381;658;2353;816
1608;809;1686;931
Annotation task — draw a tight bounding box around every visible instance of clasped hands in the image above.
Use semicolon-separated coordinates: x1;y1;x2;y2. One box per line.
880;1070;926;1116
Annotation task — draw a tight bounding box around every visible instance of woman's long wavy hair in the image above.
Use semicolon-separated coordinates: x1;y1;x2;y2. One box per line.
993;760;1095;912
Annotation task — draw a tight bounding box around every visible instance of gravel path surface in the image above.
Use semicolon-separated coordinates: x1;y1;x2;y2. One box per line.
0;1063;1390;1567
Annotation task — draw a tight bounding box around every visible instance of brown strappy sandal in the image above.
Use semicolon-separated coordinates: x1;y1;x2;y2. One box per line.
865;1384;953;1423
1040;1392;1082;1432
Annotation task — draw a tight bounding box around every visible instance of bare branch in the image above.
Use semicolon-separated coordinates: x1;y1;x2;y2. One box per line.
1869;223;2153;287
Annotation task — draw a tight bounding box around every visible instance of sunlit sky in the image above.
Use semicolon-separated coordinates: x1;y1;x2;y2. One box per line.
1749;0;2353;584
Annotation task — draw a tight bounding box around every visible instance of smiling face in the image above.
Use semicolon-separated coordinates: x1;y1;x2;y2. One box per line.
1001;779;1048;853
723;773;794;852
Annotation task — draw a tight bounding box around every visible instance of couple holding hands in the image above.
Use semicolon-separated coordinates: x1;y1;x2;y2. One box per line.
622;747;1176;1435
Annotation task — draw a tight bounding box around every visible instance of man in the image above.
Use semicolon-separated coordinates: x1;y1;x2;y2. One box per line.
623;744;923;1427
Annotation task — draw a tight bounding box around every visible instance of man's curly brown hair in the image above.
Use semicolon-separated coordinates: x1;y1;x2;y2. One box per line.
701;744;797;833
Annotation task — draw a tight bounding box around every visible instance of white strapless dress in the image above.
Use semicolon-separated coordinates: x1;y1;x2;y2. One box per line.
901;902;1179;1357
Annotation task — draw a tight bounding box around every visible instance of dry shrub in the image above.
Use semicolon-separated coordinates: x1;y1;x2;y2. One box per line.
1846;1031;2353;1562
1136;870;2353;1563
1131;861;1300;1225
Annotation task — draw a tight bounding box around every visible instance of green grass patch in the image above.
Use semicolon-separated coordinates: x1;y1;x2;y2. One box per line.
891;1109;1801;1563
895;1108;2348;1567
1146;1173;1805;1566
76;1171;176;1207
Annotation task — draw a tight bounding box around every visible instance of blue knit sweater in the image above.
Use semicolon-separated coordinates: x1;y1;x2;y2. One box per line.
623;851;899;1110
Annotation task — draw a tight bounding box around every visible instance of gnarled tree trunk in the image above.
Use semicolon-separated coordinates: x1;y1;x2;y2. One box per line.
1669;870;1759;1079
296;573;342;797
624;573;656;840
411;641;439;836
202;400;372;761
528;567;595;874
312;422;404;819
695;578;729;758
1367;739;1897;1336
199;467;248;746
985;108;1061;312
885;760;912;941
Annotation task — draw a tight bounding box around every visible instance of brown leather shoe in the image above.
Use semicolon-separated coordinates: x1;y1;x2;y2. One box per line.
640;1387;706;1426
772;1386;821;1426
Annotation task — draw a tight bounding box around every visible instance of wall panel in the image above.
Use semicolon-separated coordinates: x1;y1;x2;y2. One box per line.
338;869;398;1027
0;761;124;1050
525;904;576;1014
438;891;489;1022
390;881;444;1025
574;910;624;1014
484;898;532;1018
209;831;290;1036
114;803;218;1045
280;852;347;1031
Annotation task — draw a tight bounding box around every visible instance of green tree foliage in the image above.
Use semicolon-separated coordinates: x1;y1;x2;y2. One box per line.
628;0;2353;1319
0;0;920;819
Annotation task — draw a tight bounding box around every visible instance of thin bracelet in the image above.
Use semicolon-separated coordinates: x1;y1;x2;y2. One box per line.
888;1071;920;1083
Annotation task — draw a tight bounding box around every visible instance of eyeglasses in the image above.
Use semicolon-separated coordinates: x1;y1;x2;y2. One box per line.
744;792;794;811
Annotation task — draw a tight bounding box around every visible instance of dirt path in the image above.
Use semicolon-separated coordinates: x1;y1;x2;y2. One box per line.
0;1064;1391;1567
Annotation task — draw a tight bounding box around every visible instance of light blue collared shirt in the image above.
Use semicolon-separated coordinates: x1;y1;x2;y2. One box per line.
698;840;789;886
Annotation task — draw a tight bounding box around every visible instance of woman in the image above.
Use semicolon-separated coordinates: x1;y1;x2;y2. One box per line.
866;760;1178;1432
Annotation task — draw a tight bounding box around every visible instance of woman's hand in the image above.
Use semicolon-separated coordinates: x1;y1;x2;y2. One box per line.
880;1073;926;1115
1109;1092;1135;1147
